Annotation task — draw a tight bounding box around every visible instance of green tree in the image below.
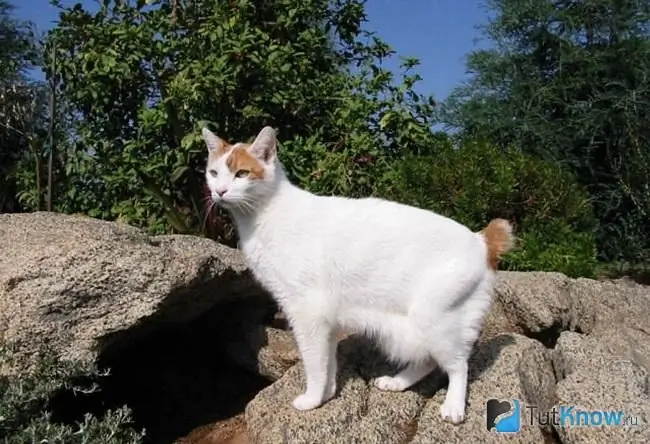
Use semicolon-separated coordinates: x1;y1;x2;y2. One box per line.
35;0;436;245
442;0;650;264
13;0;596;275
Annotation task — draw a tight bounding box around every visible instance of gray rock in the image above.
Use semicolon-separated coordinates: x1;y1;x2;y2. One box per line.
491;271;650;344
4;213;650;443
552;331;650;443
0;212;267;369
225;325;300;381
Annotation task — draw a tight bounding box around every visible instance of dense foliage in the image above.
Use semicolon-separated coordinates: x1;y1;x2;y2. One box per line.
22;0;438;247
442;0;650;267
381;139;599;277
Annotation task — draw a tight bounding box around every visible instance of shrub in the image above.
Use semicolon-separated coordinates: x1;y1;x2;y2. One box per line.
280;133;392;199
0;344;144;443
378;138;599;277
502;219;598;278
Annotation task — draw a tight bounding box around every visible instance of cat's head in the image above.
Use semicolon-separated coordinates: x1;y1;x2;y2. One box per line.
202;126;279;209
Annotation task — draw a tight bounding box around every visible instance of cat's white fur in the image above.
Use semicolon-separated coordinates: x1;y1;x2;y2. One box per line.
202;126;513;423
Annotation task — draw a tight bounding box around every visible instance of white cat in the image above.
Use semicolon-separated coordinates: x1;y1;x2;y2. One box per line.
202;126;514;424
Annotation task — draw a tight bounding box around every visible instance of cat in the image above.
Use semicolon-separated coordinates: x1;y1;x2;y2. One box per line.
202;125;514;424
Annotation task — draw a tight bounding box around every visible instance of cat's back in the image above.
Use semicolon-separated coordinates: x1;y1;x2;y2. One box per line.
321;194;471;235
311;194;479;257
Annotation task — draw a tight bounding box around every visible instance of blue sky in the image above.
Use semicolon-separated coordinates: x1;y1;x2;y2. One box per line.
14;0;492;102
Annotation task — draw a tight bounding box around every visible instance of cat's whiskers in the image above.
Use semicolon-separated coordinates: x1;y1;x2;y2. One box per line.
201;199;217;232
232;197;257;216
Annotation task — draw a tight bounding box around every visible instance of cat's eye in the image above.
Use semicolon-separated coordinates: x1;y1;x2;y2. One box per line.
235;169;250;178
208;169;218;178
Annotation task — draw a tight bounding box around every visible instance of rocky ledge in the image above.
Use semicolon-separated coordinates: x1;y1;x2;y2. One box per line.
1;212;648;444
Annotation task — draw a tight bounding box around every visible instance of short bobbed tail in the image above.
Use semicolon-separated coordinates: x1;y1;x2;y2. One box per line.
480;218;514;270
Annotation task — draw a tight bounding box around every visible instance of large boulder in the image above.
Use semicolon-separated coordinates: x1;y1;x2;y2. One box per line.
0;211;270;369
487;271;650;347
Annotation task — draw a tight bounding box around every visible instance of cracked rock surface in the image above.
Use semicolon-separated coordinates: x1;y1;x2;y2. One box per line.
553;332;650;443
246;333;556;444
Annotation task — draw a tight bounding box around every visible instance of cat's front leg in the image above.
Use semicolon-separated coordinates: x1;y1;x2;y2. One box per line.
324;334;338;400
290;317;336;411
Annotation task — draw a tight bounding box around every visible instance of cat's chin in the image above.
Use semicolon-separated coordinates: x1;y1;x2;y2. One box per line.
217;199;245;212
215;199;234;209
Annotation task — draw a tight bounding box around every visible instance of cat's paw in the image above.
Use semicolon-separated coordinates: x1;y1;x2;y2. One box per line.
440;398;466;424
292;394;324;411
373;376;407;392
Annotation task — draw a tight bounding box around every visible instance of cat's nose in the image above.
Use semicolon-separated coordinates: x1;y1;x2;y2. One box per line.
216;188;227;197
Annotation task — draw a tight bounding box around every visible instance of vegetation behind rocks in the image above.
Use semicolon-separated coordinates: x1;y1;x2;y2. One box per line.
6;0;648;279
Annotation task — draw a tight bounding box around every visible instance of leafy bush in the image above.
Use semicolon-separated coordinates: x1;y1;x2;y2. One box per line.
441;0;650;266
280;133;391;199
0;344;144;443
24;0;434;245
503;219;598;278
378;138;599;277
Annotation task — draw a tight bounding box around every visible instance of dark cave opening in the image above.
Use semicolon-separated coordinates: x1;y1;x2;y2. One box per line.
48;296;275;443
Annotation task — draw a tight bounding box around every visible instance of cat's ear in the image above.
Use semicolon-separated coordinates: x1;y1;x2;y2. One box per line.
248;126;277;164
201;128;227;154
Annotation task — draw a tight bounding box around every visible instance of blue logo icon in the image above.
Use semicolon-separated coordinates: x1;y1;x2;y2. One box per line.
486;399;521;433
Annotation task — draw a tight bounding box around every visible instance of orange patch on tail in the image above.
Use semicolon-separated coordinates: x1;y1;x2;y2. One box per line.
481;218;514;270
225;144;266;180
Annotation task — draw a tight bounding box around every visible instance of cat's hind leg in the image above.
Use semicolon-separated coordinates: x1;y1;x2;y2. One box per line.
436;272;495;423
290;317;337;411
374;360;436;392
437;358;469;424
365;312;436;391
410;267;485;424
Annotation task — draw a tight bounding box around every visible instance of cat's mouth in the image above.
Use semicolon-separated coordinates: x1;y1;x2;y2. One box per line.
213;196;229;205
213;195;237;208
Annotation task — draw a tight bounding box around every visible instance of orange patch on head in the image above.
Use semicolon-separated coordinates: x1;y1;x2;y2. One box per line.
225;144;266;180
